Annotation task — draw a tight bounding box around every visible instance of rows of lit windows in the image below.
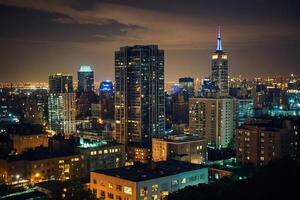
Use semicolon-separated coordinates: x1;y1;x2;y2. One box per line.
90;148;121;156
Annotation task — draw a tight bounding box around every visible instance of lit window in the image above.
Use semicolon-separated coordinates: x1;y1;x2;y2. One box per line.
181;178;187;184
140;187;147;197
124;186;132;195
108;183;113;189
104;149;108;154
151;184;158;192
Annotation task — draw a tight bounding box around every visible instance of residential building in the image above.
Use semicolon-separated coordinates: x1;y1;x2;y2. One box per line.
236;119;290;166
189;98;234;148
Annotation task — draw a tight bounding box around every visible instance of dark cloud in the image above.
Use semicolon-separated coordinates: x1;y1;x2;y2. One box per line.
0;0;299;82
0;5;143;43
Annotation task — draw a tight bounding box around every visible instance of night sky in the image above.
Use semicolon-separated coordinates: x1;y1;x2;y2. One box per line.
0;0;299;82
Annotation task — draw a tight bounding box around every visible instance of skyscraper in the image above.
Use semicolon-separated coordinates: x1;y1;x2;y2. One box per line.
179;77;194;99
211;27;229;95
77;65;94;94
49;73;73;93
99;80;114;120
48;73;76;137
115;45;165;150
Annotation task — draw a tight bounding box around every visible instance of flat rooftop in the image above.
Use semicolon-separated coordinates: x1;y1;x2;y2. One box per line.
0;147;78;161
155;134;205;143
93;160;206;182
0;123;47;136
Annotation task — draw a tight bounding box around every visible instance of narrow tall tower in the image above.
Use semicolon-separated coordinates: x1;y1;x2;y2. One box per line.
211;27;229;95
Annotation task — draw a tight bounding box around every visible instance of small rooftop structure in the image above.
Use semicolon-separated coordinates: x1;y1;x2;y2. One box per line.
79;65;93;72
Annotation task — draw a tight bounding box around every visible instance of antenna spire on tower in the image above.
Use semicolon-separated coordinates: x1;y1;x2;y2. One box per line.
216;26;223;52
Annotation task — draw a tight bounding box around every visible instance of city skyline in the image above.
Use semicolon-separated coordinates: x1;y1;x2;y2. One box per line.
0;0;300;82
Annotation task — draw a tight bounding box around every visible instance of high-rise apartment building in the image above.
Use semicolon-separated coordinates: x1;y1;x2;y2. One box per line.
211;27;229;96
48;73;76;137
189;98;234;148
114;45;165;150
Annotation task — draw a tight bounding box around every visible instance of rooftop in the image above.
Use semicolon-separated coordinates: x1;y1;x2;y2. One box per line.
93;160;206;182
79;65;93;72
155;134;205;143
0;123;47;136
1;147;78;161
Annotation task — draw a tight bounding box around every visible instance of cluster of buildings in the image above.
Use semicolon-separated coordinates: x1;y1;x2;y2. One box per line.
0;28;299;199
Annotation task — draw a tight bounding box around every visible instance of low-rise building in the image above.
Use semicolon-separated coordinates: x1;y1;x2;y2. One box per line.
0;148;84;185
152;135;207;164
90;160;208;200
0;124;48;154
75;138;125;176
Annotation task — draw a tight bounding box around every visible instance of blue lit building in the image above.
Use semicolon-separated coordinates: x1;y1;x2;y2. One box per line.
99;80;113;96
77;65;94;95
171;84;181;95
199;78;218;97
234;98;254;127
286;89;300;111
99;80;114;120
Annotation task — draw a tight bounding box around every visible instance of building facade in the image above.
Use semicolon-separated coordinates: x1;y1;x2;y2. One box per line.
75;139;125;177
0;150;84;184
114;45;165;152
236;120;290;166
90;160;208;200
189;98;234;148
48;74;76;136
152;135;207;164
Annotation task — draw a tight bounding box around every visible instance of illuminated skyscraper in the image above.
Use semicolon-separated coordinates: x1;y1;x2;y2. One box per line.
179;77;194;99
99;80;114;120
211;27;229;95
49;73;73;93
77;65;94;94
115;45;165;149
48;73;76;137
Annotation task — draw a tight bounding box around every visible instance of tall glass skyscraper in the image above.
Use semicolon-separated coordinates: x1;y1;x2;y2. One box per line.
115;45;165;148
49;73;73;93
77;65;94;94
48;73;76;137
211;27;229;96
